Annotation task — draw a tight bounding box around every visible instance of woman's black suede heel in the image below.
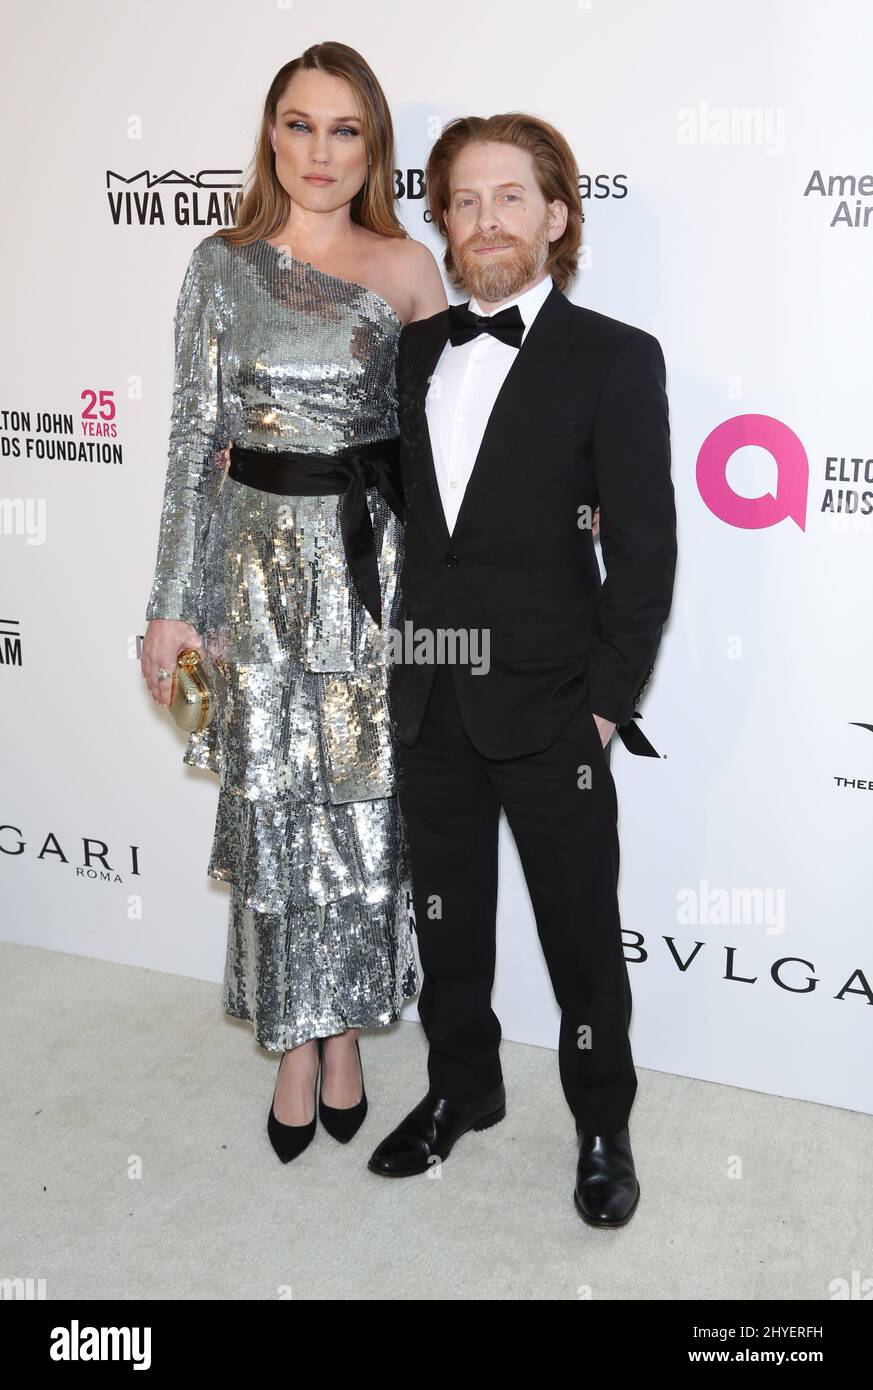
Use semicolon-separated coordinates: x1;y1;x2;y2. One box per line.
318;1037;367;1143
267;1044;319;1163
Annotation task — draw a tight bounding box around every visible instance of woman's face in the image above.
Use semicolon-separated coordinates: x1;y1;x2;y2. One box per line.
269;69;368;215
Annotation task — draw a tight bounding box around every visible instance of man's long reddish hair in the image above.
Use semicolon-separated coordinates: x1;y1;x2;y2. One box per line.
425;112;583;292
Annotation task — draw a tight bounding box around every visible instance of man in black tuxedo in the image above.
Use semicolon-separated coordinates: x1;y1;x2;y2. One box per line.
368;113;677;1227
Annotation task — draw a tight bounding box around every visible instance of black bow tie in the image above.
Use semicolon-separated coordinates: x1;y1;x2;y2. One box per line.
447;301;525;349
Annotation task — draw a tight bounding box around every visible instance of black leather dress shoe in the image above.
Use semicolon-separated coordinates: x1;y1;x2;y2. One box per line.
574;1126;640;1227
368;1083;506;1177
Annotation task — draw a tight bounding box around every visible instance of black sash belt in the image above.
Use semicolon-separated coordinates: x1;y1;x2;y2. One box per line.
228;439;404;628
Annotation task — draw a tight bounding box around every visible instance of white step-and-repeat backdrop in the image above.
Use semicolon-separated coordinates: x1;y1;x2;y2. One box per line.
2;0;870;1113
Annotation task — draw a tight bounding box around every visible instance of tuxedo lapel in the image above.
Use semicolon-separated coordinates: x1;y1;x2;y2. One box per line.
408;283;574;543
410;313;453;545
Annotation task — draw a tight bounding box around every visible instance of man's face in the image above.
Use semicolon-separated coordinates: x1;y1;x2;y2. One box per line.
443;140;567;304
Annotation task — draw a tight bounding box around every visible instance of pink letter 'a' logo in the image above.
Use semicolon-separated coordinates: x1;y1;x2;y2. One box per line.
696;414;808;531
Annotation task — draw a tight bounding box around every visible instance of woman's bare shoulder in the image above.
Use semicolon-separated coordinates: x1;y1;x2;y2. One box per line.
354;229;445;324
357;228;432;268
391;234;440;273
390;238;447;318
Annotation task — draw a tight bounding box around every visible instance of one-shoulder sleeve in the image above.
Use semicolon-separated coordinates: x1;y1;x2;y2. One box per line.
145;240;225;627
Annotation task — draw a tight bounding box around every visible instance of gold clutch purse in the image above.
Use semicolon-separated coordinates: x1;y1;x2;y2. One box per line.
169;648;214;733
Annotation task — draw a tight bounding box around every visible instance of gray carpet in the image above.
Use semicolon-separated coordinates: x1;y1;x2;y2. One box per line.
1;940;868;1300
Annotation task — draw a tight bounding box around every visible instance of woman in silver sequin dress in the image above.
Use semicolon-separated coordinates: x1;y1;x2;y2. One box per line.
140;44;447;1160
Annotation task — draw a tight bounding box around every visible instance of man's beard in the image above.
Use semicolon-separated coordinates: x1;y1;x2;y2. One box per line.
454;212;551;303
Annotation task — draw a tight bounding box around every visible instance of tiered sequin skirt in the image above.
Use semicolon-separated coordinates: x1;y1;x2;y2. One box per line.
182;469;418;1051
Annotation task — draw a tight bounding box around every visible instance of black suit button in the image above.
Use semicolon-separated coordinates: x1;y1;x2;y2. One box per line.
444;550;460;566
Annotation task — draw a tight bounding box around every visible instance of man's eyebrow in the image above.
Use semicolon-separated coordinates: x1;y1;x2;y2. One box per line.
278;107;362;121
451;181;527;195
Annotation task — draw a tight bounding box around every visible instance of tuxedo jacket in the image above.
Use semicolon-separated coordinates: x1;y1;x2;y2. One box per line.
389;279;677;759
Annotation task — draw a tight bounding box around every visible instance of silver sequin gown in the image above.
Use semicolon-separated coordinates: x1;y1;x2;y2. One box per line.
145;233;418;1051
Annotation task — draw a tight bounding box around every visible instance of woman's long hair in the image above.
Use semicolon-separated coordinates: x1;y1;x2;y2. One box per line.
425;112;582;292
214;41;406;247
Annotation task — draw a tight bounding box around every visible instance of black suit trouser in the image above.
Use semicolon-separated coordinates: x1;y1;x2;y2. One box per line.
395;663;637;1135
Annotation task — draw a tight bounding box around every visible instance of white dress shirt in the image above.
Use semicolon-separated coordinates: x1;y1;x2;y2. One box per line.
425;273;554;534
